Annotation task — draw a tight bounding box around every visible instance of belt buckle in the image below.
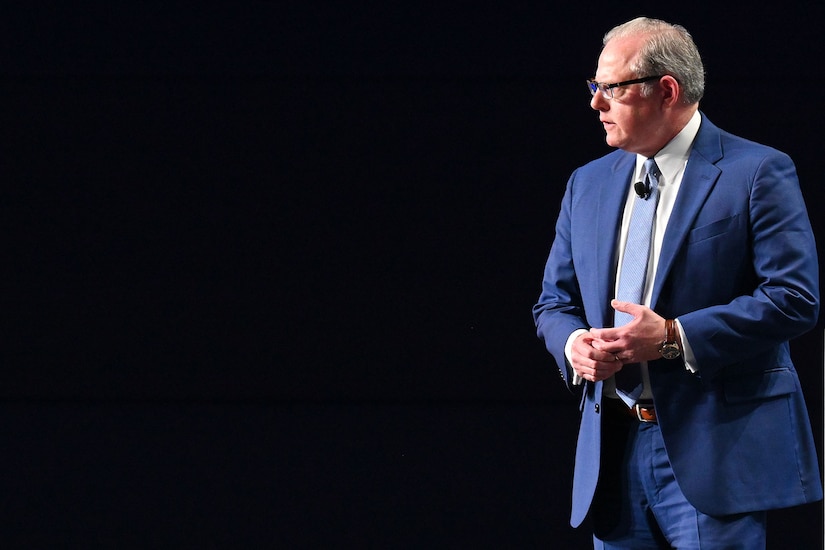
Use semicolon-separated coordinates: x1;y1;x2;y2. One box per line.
633;403;657;423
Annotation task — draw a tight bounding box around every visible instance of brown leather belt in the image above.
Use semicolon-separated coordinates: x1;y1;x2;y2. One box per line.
604;398;657;423
631;403;657;423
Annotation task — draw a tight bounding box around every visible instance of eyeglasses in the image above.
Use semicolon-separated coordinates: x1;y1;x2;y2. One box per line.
586;75;664;99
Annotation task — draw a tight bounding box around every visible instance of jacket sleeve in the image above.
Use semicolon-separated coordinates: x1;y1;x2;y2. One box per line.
677;149;819;380
532;171;590;389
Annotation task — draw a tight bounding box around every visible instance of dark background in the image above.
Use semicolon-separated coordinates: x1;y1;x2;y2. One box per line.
1;2;822;547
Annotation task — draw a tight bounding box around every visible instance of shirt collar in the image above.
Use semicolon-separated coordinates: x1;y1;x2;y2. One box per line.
635;110;701;182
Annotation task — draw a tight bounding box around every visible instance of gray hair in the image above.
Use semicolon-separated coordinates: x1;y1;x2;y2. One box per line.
604;17;705;104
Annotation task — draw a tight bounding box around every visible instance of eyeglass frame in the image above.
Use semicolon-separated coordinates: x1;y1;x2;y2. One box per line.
586;75;665;99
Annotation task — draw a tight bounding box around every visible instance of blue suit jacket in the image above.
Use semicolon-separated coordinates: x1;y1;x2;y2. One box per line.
533;114;822;526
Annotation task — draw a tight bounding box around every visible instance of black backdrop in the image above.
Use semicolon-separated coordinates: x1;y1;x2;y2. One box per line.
2;3;823;547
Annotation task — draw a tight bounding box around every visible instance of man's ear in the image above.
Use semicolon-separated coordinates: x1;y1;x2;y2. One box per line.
660;75;681;106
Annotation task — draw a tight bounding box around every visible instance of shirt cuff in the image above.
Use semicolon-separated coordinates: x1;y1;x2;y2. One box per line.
565;328;589;385
674;318;697;373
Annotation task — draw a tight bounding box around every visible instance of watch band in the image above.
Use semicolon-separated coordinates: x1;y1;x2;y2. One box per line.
665;318;676;344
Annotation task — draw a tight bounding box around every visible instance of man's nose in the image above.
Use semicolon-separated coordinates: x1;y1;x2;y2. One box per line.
590;92;608;111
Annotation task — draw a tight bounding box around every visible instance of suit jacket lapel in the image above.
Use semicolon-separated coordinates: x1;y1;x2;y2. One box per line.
596;153;636;326
651;114;723;309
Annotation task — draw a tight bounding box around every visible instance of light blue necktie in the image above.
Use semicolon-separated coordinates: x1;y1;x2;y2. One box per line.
614;158;660;406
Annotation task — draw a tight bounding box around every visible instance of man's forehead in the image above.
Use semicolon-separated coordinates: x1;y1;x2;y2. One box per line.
595;36;642;79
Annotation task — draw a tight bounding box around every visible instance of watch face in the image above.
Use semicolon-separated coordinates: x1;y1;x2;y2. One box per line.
661;344;681;360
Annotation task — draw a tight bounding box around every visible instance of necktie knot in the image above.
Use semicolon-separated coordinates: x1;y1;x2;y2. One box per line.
644;157;660;182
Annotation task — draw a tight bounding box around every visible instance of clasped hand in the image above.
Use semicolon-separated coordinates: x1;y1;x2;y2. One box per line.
571;300;665;382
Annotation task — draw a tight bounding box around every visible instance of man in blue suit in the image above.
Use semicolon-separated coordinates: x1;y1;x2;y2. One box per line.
533;17;822;548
